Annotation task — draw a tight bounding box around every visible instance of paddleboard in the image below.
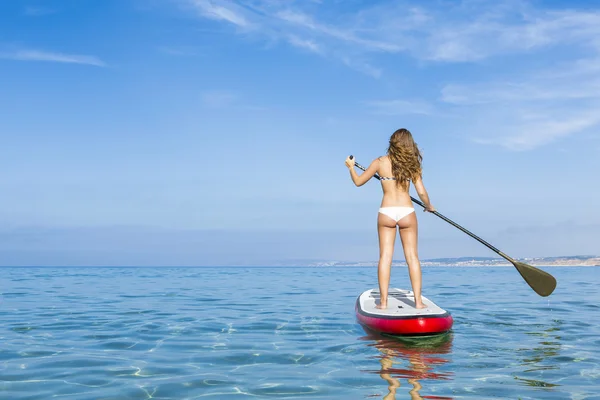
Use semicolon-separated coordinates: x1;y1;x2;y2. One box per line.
355;288;453;336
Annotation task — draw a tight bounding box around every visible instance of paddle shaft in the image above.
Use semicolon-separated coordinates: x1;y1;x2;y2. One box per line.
353;161;510;260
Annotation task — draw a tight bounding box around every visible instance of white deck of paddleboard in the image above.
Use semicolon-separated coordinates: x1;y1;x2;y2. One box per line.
358;288;447;317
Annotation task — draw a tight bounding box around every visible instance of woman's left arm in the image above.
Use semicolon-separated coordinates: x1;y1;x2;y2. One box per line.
345;157;379;187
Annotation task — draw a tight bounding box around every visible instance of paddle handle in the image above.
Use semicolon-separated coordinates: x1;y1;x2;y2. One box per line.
352;160;506;259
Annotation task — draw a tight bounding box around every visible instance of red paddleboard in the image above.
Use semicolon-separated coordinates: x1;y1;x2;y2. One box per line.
356;288;453;336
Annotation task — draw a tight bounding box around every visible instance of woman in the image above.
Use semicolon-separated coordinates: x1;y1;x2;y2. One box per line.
345;128;435;310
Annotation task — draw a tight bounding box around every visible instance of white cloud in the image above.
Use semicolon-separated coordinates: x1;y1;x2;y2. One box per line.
287;35;321;54
410;6;600;62
441;79;600;105
179;0;600;150
179;0;405;76
180;0;600;76
438;51;600;150
472;110;600;151
274;9;402;53
189;0;251;28
0;49;106;67
341;57;381;79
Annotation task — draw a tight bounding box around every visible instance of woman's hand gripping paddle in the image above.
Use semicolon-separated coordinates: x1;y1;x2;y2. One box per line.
349;155;557;297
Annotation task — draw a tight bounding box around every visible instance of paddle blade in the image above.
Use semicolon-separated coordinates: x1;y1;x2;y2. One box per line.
512;261;557;297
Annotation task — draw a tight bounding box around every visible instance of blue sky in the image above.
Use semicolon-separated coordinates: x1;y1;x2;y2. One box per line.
1;0;599;266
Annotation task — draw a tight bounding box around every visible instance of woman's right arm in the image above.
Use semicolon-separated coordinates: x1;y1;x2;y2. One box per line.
345;157;379;187
413;176;436;212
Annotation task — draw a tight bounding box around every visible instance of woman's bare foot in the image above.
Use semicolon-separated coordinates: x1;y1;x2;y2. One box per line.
375;303;388;310
414;296;427;309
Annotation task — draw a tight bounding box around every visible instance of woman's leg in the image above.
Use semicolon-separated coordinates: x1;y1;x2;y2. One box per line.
397;212;426;308
377;213;397;309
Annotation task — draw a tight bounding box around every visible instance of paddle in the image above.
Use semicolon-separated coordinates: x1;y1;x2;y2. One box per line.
349;155;557;297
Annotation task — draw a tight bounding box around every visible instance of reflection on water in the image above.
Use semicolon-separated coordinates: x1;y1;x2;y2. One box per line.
514;320;563;390
359;328;454;399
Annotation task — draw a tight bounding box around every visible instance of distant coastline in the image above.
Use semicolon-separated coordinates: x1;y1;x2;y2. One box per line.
308;255;600;267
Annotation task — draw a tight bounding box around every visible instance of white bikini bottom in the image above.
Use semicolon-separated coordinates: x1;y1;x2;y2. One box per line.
378;206;415;222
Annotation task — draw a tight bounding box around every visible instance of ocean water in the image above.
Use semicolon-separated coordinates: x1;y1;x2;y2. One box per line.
1;266;599;400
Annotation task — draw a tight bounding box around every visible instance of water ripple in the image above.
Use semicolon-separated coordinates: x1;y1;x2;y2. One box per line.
0;266;599;399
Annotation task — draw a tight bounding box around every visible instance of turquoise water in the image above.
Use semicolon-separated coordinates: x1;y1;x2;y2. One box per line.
1;266;599;399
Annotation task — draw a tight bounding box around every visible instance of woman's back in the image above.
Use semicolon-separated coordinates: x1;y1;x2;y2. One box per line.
377;155;414;208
